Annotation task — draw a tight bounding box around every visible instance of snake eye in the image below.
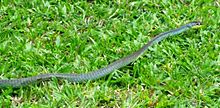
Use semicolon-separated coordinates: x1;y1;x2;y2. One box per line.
196;21;202;25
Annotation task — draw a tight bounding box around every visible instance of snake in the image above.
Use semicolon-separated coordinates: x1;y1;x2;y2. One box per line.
0;21;201;88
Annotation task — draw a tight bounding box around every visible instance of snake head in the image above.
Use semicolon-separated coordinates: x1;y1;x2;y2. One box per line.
188;21;202;29
190;21;202;26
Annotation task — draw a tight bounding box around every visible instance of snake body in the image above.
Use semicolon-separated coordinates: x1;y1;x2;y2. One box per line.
0;21;201;88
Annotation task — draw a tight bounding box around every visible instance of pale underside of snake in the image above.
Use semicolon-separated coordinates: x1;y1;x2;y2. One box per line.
0;21;201;88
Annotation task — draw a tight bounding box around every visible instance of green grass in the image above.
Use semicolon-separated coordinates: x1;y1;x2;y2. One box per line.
0;0;219;107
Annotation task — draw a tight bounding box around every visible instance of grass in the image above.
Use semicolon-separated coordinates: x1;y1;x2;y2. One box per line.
0;0;219;107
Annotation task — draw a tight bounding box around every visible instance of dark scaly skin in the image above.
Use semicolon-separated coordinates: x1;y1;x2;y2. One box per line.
0;21;201;88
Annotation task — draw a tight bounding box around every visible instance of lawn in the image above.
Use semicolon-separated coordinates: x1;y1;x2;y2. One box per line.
0;0;219;107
